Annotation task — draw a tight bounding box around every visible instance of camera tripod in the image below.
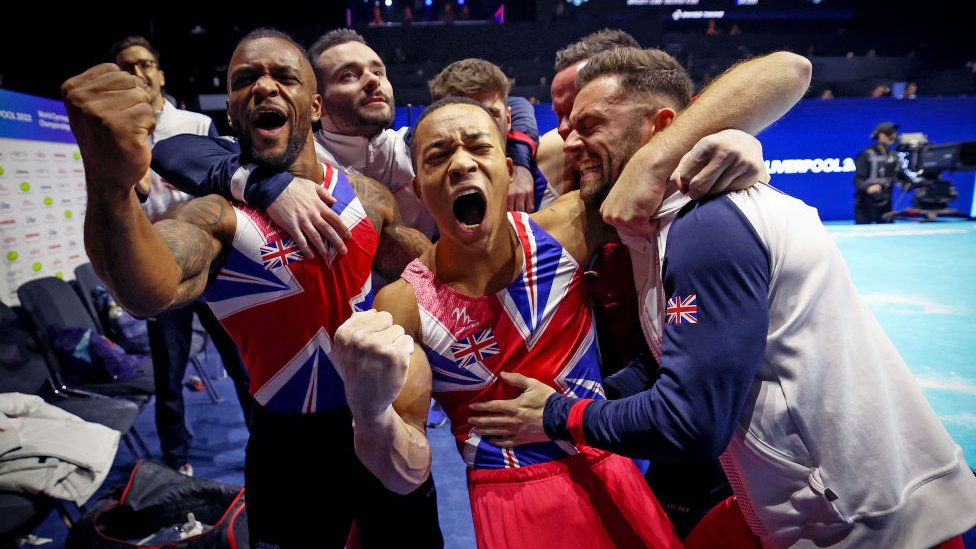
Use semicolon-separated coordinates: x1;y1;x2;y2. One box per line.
883;177;973;222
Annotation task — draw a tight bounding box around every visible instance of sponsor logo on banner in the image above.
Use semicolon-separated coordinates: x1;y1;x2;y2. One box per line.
31;261;43;273
44;213;57;224
64;225;78;235
57;180;71;191
4;250;19;264
59;197;71;206
67;239;79;249
53;152;68;162
15;169;30;178
28;248;42;259
0;183;9;195
34;152;48;161
35;168;50;179
67;253;82;262
0;217;15;231
24;231;41;242
0;234;17;249
0;201;13;212
45;228;59;241
47;243;62;253
51;258;64;269
18;181;30;193
11;150;28;161
21;198;37;210
24;215;37;226
42;196;54;207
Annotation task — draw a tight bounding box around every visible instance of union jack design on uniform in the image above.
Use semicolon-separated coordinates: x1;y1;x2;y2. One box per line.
403;212;604;470
260;237;303;269
666;294;698;324
450;329;500;369
202;163;378;414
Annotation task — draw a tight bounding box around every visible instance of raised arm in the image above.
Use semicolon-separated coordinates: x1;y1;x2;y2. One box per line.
333;283;433;494
601;51;811;236
152;135;350;259
348;173;431;280
63;64;232;318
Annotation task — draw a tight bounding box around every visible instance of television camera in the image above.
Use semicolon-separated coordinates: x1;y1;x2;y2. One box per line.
886;133;976;221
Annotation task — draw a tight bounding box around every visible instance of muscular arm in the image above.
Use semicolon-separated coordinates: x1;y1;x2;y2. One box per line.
348;173;431;280
63;64;231;318
532;191;616;265
602;51;812;236
88;193;232;318
333;284;432;494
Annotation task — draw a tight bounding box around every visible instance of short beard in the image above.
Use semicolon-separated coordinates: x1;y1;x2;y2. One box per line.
354;108;394;137
239;129;306;171
580;176;611;207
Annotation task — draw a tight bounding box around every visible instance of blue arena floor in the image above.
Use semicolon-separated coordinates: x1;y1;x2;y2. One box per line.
30;219;976;548
827;219;976;470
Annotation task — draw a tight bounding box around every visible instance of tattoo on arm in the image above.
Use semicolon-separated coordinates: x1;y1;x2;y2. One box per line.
375;226;430;281
349;173;402;231
348;172;429;278
153;195;234;306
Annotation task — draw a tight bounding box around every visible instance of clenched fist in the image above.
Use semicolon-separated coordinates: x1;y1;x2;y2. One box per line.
333;310;414;422
62;63;156;197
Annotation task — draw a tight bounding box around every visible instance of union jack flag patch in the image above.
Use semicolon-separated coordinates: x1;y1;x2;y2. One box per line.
260;237;303;270
450;329;500;369
666;294;698;324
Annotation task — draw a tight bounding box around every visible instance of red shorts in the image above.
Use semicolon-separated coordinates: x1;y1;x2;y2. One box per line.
467;446;681;548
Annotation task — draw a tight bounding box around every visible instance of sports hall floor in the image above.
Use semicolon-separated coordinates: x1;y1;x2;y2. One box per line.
33;218;976;548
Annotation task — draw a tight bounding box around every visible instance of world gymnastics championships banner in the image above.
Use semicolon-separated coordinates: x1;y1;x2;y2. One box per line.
0;89;89;305
527;95;976;222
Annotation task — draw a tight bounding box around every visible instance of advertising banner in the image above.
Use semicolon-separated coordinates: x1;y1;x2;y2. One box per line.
0;89;88;305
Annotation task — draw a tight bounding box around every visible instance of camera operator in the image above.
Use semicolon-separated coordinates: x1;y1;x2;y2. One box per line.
853;121;914;224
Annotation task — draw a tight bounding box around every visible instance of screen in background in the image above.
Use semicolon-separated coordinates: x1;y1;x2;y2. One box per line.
558;0;854;20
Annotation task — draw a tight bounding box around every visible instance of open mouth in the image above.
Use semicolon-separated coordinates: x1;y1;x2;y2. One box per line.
453;189;486;228
253;109;287;132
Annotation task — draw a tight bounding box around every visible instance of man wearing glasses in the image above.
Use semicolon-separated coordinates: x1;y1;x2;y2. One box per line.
109;36;252;477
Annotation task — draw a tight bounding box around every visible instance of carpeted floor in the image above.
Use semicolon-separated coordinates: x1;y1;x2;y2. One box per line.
31;219;976;548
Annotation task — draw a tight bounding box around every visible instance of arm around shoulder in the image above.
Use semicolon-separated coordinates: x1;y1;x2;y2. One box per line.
350;173;431;279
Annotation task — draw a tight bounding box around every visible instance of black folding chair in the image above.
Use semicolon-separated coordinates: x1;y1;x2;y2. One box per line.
73;263;222;403
16;276;155;403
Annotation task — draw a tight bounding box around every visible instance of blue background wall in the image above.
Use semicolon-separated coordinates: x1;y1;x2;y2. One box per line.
754;96;976;221
397;96;976;221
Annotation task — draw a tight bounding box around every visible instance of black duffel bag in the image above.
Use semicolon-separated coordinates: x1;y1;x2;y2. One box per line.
67;460;247;549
